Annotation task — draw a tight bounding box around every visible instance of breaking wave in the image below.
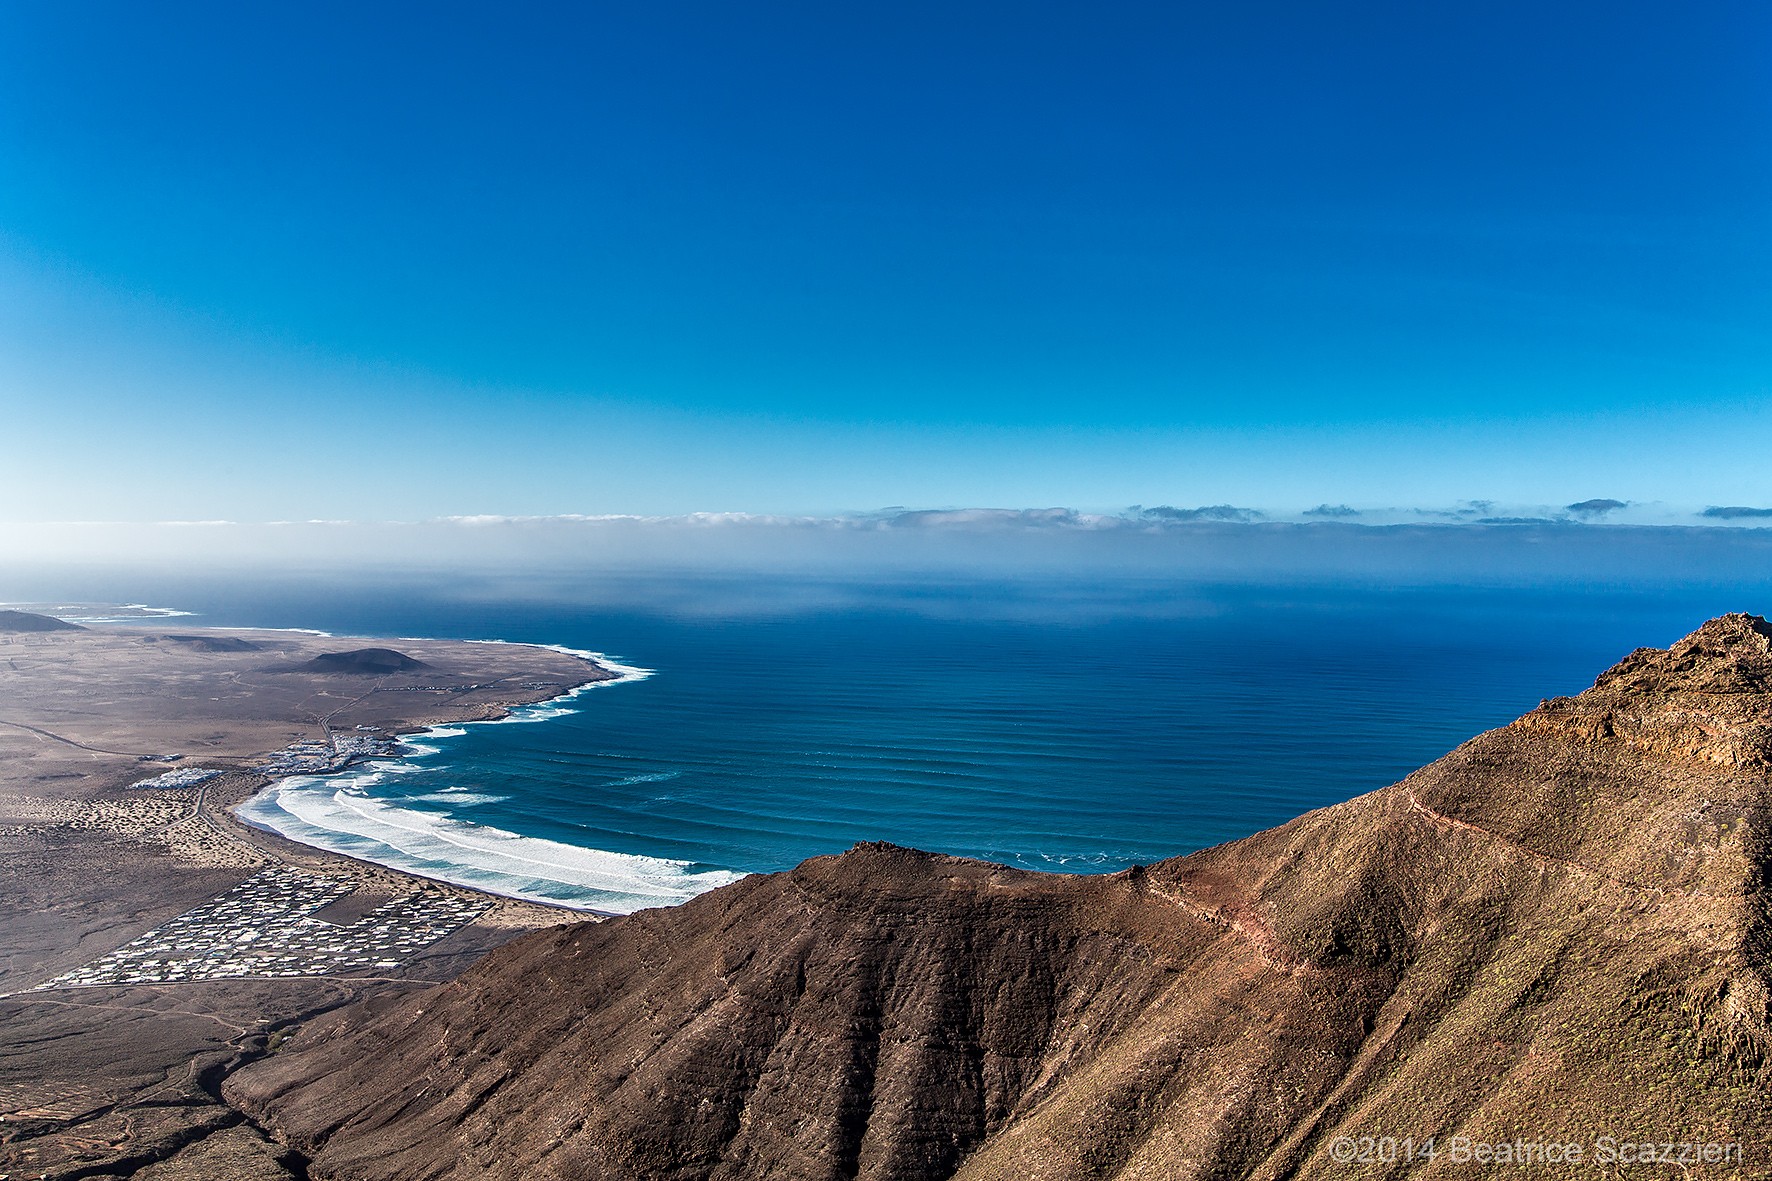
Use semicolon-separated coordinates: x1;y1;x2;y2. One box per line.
236;645;743;914
238;776;743;913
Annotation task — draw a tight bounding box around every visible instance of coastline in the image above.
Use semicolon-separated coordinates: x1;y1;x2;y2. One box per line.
0;616;656;1178
229;639;722;917
0;620;635;984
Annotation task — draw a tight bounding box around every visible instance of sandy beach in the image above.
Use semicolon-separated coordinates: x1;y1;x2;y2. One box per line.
0;615;613;1179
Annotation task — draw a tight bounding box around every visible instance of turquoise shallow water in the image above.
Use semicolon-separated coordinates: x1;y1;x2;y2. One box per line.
108;577;1768;912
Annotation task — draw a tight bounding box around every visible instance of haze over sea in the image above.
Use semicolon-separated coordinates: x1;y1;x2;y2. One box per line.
33;563;1768;914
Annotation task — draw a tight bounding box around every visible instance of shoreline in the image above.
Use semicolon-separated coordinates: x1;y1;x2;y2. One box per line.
0;620;640;982
230;638;660;918
0;615;660;1177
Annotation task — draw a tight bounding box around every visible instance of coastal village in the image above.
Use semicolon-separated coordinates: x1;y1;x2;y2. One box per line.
254;727;403;776
37;866;491;988
41;727;501;989
130;726;404;787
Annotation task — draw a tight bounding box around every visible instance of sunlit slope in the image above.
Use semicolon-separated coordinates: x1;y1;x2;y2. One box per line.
229;615;1772;1180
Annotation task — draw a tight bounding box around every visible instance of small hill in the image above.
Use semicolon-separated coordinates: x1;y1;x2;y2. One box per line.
296;647;428;675
0;609;85;633
160;634;264;653
228;615;1772;1179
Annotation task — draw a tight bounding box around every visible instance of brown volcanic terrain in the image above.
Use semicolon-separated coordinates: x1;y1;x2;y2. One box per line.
230;615;1772;1180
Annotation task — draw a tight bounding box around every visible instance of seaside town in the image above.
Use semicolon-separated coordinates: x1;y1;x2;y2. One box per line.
36;866;491;989
257;727;405;777
127;727;406;788
32;727;510;991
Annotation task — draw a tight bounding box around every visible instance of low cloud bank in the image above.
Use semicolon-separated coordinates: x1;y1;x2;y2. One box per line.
3;507;1771;597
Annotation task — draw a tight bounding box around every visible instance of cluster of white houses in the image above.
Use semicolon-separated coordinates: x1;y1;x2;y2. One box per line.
38;866;489;989
257;730;402;776
130;766;224;789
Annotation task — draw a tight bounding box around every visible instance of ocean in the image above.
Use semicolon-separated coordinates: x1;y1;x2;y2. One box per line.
73;574;1769;914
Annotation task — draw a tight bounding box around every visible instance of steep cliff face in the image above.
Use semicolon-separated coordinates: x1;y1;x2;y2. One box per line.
227;615;1772;1180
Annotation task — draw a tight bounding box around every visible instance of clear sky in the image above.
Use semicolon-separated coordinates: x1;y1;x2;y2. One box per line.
1;1;1768;523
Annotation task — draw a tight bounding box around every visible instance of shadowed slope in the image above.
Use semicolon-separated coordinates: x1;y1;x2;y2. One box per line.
228;615;1772;1180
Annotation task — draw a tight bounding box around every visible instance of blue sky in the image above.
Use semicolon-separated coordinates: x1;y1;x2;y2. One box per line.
1;1;1768;523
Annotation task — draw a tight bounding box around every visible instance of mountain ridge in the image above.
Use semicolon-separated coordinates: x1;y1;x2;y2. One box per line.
227;614;1772;1179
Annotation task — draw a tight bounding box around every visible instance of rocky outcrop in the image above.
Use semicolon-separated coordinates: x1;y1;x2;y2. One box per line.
1517;613;1772;769
227;615;1772;1179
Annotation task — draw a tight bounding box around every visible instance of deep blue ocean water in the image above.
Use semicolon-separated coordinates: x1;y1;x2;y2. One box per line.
59;575;1770;913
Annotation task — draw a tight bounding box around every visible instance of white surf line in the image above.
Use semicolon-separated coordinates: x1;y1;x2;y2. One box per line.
233;628;742;913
